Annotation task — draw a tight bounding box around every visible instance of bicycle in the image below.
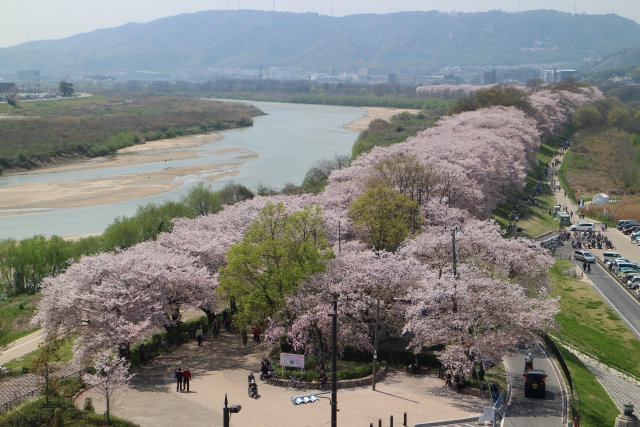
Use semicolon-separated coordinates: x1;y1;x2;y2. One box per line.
287;375;304;390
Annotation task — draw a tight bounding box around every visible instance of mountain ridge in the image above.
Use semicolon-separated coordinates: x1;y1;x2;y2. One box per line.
2;9;640;75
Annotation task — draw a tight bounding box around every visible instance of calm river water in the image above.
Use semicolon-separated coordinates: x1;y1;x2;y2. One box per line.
0;101;364;239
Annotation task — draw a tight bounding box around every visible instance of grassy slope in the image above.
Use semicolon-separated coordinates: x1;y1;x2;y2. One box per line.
550;259;640;376
491;131;571;238
0;294;40;347
555;342;620;427
550;258;640;426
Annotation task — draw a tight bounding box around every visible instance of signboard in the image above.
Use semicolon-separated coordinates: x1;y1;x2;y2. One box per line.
483;406;496;426
280;353;305;369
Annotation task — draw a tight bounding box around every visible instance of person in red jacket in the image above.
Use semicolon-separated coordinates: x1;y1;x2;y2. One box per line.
182;367;192;392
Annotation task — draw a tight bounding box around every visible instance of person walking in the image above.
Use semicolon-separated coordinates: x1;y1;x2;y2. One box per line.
490;380;500;403
182;367;192;392
196;325;203;346
445;372;452;387
583;261;587;272
587;263;591;274
225;314;232;332
212;317;219;338
175;368;183;392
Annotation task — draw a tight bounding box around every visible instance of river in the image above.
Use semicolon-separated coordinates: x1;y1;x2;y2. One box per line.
0;101;365;239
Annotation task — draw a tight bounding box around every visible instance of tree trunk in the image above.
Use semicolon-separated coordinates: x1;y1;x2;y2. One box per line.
316;325;326;371
203;309;217;325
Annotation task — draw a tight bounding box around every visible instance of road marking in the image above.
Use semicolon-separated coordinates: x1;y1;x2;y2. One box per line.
1;334;42;354
580;262;640;339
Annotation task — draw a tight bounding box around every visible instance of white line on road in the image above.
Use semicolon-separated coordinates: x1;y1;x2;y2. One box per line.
1;334;42;354
580;263;640;339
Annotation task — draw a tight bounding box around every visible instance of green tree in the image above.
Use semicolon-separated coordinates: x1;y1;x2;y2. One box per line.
608;106;631;129
181;182;222;217
58;81;74;97
218;203;333;325
348;185;420;252
31;335;66;403
573;104;603;128
217;181;254;206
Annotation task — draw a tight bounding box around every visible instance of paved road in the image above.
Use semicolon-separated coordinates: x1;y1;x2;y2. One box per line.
502;346;564;427
547;151;640;340
0;330;42;366
554;244;640;340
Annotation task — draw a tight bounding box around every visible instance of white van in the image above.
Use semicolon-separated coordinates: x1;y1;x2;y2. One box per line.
602;252;622;263
617;219;638;230
570;222;595;232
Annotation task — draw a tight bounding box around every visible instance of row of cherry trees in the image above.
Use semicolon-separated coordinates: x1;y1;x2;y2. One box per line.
34;85;602;372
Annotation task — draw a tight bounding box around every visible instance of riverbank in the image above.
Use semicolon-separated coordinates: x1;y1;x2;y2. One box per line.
344;106;422;132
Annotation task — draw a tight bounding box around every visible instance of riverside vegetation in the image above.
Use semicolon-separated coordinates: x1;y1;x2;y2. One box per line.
0;94;263;173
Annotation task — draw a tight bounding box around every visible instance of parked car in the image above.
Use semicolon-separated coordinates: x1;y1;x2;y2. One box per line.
617;219;639;230
630;231;640;240
570;222;595;232
616;262;639;274
627;276;640;290
574;250;596;263
523;369;547;398
635;289;640;299
602;252;622;263
623;225;640;235
620;271;640;283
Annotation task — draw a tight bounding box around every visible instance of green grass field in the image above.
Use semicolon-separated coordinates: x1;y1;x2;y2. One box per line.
550;259;640;377
0;95;109;114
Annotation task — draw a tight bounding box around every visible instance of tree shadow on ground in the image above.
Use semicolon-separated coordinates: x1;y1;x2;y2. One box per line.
129;331;265;393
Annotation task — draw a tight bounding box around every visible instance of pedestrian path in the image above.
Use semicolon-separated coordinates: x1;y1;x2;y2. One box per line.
560;343;640;410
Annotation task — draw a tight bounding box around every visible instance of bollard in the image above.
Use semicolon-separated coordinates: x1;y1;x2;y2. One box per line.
379;419;382;427
370;424;373;427
403;412;407;426
390;415;393;427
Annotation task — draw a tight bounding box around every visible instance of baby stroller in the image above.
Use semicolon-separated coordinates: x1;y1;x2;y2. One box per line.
248;379;259;399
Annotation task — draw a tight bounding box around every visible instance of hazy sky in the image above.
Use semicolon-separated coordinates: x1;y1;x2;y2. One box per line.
2;0;638;48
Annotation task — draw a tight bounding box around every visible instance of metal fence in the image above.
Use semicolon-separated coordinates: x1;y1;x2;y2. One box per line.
0;368;84;413
544;335;581;422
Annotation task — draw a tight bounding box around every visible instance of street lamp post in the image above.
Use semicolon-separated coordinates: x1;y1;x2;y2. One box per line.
327;295;338;427
371;299;380;391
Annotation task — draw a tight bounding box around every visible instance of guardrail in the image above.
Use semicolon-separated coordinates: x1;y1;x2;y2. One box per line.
0;368;84;413
544;335;581;423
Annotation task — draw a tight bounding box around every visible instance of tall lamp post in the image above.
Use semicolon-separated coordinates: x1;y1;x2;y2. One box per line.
371;299;380;391
327;295;338;427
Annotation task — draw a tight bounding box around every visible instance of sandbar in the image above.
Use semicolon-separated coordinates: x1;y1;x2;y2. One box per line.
7;133;228;176
344;106;422;133
0;163;243;210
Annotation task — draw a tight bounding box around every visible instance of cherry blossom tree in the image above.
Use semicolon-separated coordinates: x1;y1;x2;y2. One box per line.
32;241;216;365
84;354;133;425
265;243;426;368
403;266;558;372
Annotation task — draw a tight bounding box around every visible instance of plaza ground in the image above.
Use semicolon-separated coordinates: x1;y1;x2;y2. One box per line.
77;331;486;427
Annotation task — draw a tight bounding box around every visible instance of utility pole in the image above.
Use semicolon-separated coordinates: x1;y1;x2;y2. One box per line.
371;299;380;390
328;296;338;427
338;221;341;253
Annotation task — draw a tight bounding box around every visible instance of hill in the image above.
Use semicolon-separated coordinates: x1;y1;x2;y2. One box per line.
592;45;640;70
2;9;640;75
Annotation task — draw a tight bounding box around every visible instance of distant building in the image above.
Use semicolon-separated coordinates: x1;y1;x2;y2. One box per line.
17;70;40;82
483;70;496;85
542;69;577;82
358;67;386;77
326;67;337;77
268;67;295;79
388;73;415;85
0;82;16;93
